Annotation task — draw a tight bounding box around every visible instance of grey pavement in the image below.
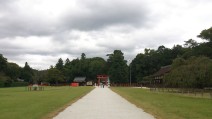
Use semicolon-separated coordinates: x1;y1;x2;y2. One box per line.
53;87;155;119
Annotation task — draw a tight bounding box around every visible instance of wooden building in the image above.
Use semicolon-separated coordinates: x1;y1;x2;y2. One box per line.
73;77;86;86
152;65;171;84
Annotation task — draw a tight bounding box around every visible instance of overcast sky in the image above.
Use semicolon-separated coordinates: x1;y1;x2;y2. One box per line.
0;0;212;69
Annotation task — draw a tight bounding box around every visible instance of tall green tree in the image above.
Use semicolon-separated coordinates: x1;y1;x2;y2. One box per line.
184;39;198;48
63;58;72;83
20;62;34;83
172;45;185;56
47;68;64;84
80;53;89;76
88;57;107;81
107;50;128;83
6;63;21;80
197;27;212;42
55;58;64;71
70;58;81;77
131;53;158;83
131;45;185;83
81;53;86;60
0;54;7;72
64;58;71;67
36;70;48;84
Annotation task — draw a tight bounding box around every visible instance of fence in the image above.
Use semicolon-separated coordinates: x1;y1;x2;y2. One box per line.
26;85;44;91
150;87;212;98
110;83;141;87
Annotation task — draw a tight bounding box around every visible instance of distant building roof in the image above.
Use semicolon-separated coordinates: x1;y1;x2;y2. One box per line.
152;65;171;77
17;78;24;82
73;77;86;82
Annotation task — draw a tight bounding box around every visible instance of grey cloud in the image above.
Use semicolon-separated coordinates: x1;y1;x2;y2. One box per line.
0;14;55;38
0;0;150;40
0;47;52;57
61;0;149;31
0;39;53;57
0;1;57;38
98;42;135;52
0;0;13;7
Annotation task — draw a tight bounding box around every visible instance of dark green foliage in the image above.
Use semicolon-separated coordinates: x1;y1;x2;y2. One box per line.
0;54;31;87
87;57;107;81
107;50;128;83
34;70;47;84
79;53;89;76
0;72;27;87
45;55;107;84
197;27;212;42
55;58;64;71
131;45;184;83
47;68;64;84
0;54;7;72
184;39;199;48
81;53;86;60
6;63;21;80
164;56;212;88
182;42;212;59
0;73;11;87
60;54;107;83
68;58;81;78
20;62;34;83
131;53;154;83
191;42;212;58
10;82;28;87
131;30;212;84
63;58;72;83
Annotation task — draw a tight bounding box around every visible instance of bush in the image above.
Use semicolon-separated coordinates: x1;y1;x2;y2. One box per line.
0;80;4;87
164;56;212;88
0;75;28;87
11;82;28;87
0;74;11;87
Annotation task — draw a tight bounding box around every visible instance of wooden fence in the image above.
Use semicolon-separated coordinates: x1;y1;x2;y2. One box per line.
110;83;141;87
150;87;212;98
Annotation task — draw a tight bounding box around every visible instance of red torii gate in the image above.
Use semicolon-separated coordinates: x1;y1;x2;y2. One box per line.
97;75;109;86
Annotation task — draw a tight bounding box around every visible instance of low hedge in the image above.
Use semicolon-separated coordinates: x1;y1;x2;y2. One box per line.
0;81;28;87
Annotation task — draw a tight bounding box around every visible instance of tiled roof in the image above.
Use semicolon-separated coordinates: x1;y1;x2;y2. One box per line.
74;77;86;82
152;65;171;77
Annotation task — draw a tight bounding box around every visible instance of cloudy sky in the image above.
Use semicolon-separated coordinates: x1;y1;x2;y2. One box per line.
0;0;212;69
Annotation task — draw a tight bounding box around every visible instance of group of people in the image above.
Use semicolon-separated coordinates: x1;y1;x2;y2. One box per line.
99;82;105;88
94;82;109;88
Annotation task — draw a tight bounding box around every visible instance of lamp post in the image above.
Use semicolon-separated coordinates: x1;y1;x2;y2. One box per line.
129;60;132;86
130;64;132;86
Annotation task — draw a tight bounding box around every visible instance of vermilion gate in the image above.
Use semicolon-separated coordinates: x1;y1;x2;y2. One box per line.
97;75;109;86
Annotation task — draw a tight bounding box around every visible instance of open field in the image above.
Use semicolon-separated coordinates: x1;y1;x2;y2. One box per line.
0;86;94;119
112;87;212;119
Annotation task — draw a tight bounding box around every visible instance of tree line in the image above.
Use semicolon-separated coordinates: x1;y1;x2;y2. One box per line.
0;50;128;86
0;27;212;88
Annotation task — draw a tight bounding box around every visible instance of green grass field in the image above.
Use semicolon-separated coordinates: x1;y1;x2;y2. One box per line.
112;87;212;119
0;86;94;119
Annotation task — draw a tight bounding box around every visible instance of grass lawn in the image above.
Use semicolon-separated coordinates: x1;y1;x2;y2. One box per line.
112;87;212;119
0;86;94;119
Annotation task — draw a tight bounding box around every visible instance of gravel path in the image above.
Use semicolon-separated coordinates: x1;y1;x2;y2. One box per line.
53;87;155;119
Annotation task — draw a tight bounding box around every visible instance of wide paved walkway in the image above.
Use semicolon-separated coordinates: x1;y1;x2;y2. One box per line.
53;87;155;119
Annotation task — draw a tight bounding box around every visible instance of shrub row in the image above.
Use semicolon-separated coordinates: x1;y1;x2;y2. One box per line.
0;81;28;88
